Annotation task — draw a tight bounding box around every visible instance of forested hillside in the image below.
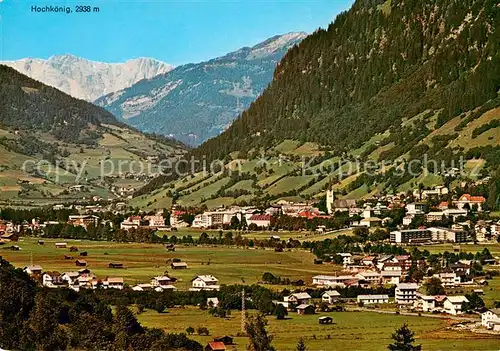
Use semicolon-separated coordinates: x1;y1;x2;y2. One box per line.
192;0;500;161
96;33;306;145
133;0;500;210
0;66;186;206
0;65;125;143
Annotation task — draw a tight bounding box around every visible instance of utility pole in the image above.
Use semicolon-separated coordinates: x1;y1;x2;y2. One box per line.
241;288;246;334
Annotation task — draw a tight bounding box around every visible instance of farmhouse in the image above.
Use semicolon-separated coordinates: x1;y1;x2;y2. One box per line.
359;217;382;228
414;295;436;312
191;275;220;291
104;277;124;290
284;292;311;307
443;296;468;315
356;294;389;304
321;290;341;304
42;271;65;288
205;341;226;351
24;265;43;275
296;304;315;315
151;276;173;288
395;283;419;305
61;271;80;285
481;309;500;328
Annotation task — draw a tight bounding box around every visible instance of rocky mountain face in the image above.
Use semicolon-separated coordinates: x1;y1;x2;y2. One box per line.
96;32;307;145
1;55;173;101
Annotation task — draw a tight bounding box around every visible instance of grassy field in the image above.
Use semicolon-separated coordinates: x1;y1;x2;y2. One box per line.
138;308;500;351
2;237;340;289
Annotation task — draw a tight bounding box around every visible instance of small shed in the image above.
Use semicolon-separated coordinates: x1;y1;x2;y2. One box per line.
55;242;67;249
108;262;124;269
318;316;333;324
69;246;79;252
171;262;188;269
64;255;73;260
37;240;45;245
75;259;87;267
80;251;88;256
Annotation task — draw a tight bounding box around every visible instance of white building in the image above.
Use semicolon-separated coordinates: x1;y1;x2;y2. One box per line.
321;290;341;304
428;227;467;242
415;295;436;312
357;294;389;304
144;215;165;227
151;276;173;288
337;253;352;266
207;297;219;308
360;217;382;228
481;309;500;328
380;270;402;285
395;283;419;305
247;214;272;228
390;229;431;243
432;272;460;287
312;275;356;287
406;203;425;215
356;271;381;285
104;277;124;290
24;265;43;275
191;275;220;291
42;272;65;288
443;296;468;315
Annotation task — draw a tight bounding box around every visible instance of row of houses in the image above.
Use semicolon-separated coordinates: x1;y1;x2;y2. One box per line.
24;264;221;292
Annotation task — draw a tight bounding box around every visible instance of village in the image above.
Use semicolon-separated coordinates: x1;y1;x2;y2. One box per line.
1;181;500;350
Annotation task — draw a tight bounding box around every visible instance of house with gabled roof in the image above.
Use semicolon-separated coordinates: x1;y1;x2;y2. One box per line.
443;296;468;315
191;275;220;291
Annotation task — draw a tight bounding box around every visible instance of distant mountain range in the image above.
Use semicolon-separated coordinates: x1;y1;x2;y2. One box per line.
96;32;307;145
1;55;173;101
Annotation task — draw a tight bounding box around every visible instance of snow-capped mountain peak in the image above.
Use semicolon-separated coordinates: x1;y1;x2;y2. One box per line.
1;55;174;101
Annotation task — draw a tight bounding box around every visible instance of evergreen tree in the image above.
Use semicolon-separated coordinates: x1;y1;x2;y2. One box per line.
245;314;275;351
296;337;307;351
388;324;422;351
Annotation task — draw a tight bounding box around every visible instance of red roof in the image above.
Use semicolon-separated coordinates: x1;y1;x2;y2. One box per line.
207;342;226;351
129;216;141;221
249;214;272;221
395;255;411;261
458;194;486;203
439;202;449;208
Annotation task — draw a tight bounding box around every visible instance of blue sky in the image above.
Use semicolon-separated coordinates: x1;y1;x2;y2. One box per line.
0;0;353;65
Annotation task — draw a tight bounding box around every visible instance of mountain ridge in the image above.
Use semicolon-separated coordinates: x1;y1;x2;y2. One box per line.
96;32;308;145
1;55;173;101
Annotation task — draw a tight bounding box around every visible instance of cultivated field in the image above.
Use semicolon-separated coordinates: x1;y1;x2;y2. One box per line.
1;237;341;289
138;309;500;351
